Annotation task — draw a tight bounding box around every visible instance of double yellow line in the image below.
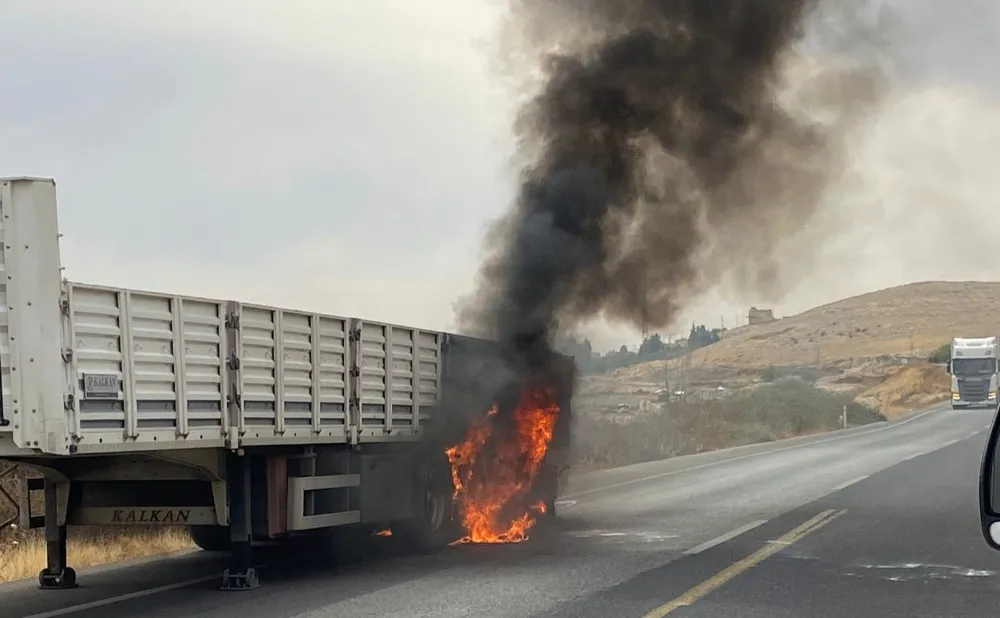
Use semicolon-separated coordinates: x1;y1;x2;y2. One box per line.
643;508;847;617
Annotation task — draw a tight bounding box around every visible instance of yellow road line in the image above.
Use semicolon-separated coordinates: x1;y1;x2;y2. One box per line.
642;509;847;617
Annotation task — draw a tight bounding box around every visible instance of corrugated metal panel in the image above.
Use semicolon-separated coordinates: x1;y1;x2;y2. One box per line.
234;304;350;446
66;283;229;452
0;176;488;456
0;178;70;456
0;186;13;443
352;319;441;441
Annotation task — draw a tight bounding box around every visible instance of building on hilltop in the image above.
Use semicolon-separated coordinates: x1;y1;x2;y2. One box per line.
747;306;776;325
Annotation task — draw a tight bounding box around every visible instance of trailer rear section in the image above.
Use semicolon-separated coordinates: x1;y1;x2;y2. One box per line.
0;177;575;590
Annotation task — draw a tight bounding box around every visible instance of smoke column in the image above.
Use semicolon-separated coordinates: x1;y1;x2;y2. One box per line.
459;0;890;358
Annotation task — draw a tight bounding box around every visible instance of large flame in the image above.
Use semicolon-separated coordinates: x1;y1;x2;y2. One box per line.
445;387;560;544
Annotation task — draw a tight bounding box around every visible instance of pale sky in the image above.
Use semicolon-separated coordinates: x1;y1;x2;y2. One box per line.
3;1;999;351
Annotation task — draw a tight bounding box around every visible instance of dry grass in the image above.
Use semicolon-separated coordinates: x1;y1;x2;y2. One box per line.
572;380;884;471
617;281;1000;373
0;527;194;583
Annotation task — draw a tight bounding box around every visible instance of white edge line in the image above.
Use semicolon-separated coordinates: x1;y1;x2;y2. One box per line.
832;474;869;492
683;520;768;556
942;438;960;448
562;408;940;500
22;575;217;618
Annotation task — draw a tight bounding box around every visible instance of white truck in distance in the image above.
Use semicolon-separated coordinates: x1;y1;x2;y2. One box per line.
0;177;574;591
948;336;999;409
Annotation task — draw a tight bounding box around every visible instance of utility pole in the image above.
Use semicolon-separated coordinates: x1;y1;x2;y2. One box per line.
663;366;670;412
683;338;692;400
639;269;648;340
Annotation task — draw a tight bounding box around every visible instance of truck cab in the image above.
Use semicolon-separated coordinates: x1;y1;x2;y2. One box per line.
948;337;1000;409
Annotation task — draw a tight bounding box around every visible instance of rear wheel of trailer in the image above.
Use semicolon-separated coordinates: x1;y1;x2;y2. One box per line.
189;525;231;552
393;457;457;553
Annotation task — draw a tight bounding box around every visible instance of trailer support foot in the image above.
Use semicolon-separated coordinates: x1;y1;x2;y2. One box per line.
220;451;259;591
220;566;259;591
38;567;77;590
38;479;77;590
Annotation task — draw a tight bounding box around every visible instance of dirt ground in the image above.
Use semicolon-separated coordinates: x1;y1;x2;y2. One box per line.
850;363;951;419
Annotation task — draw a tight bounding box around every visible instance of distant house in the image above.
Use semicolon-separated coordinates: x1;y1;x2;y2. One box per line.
747;306;776;325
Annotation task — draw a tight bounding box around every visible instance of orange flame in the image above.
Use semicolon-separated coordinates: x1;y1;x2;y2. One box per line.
373;529;392;537
445;388;559;544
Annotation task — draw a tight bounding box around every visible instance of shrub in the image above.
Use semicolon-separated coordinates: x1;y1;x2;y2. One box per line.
928;343;950;364
572;380;883;470
759;366;778;382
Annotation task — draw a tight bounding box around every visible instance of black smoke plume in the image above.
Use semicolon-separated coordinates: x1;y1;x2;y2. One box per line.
432;1;890;542
459;0;890;360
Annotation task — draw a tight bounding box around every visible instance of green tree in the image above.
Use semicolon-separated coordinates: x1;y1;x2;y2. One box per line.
928;343;950;364
639;333;666;356
688;323;721;351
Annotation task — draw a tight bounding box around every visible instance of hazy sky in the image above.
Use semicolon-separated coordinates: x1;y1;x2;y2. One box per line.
3;1;999;350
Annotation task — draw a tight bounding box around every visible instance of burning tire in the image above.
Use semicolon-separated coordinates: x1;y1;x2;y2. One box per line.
543;490;557;520
532;463;559;521
189;525;231;552
395;458;457;553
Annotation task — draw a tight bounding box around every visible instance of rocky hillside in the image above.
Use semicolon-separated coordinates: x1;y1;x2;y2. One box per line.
588;281;993;418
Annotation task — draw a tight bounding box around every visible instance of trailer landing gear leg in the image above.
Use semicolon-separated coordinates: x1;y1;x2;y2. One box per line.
38;480;76;590
220;452;259;591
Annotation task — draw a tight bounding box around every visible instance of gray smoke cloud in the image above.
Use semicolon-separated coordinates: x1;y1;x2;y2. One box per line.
458;0;894;361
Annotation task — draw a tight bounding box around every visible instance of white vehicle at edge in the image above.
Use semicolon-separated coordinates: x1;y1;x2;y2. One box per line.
947;336;999;409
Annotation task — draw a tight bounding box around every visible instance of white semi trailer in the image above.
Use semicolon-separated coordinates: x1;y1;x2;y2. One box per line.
948;336;1000;409
0;177;574;591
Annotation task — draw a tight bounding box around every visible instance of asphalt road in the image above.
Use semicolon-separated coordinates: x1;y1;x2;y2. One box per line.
6;404;1000;618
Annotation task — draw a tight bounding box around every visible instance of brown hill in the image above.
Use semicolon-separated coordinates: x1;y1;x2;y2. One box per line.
638;281;1000;371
